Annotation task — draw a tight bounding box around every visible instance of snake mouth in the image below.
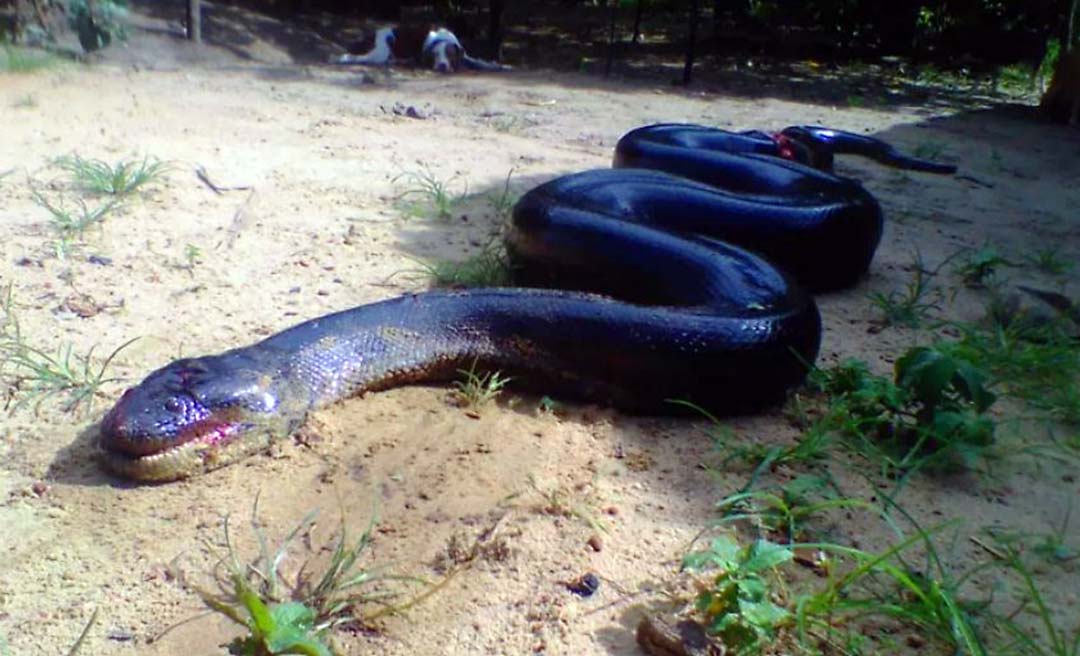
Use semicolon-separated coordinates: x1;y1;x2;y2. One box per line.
99;414;253;482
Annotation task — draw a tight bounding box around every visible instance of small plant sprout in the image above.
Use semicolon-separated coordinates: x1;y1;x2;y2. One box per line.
868;252;942;328
1025;247;1074;276
486;168;519;222
179;503;427;655
715;475;873;543
417;245;511;289
392;165;467;220
1;285;136;414
451;359;511;411
32;190;119;260
954;244;1012;288
682;534;793;652
183;243;204;272
55;153;170;197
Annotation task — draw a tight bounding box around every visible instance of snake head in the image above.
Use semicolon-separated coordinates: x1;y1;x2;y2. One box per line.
99;353;289;482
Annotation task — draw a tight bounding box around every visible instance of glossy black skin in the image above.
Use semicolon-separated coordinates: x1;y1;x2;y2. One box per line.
101;167;826;468
613;123;957;178
779;126;959;174
612;132;884;291
101;122;936;479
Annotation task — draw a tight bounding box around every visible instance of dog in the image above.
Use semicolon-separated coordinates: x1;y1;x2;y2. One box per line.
330;26;510;74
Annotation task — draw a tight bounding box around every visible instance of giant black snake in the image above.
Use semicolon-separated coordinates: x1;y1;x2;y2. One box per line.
98;124;955;481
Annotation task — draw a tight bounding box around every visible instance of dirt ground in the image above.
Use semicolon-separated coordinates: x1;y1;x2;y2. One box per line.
2;4;1080;655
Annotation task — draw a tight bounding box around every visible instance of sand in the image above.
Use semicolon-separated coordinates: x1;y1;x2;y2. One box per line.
1;4;1079;654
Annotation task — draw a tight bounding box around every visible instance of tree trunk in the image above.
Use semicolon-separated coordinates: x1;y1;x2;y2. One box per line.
1039;0;1079;125
682;0;700;85
631;0;644;44
487;0;505;59
186;0;201;42
604;0;618;77
1040;48;1080;125
1068;0;1077;49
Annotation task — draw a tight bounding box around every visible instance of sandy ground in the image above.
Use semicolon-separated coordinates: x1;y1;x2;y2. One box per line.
2;7;1080;655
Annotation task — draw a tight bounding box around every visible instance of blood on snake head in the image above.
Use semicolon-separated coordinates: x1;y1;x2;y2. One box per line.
98;352;287;481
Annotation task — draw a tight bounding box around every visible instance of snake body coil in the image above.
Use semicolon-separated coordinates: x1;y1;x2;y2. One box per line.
98;124;954;481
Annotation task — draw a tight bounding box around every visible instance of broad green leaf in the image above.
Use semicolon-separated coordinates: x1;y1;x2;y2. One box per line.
737;576;768;601
742;540;793;573
896;347;956;407
270;602;316;633
740;599;790;631
264;630;332;656
952;360;996;411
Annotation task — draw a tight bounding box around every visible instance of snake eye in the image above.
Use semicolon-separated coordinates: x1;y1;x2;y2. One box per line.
164;398;183;413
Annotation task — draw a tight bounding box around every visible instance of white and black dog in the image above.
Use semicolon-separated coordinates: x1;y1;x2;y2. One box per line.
330;26;510;74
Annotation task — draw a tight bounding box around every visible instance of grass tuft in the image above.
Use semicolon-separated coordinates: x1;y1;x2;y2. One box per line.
176;502;427;655
1024;247;1074;276
451;359;511;411
0;285;135;415
0;44;65;73
800;344;998;478
417;245;511;289
54;153;170;197
868;253;942;329
31;190;119;259
485;168;519;222
945;319;1080;424
679;517;988;656
954;244;1013;288
392;165;467;220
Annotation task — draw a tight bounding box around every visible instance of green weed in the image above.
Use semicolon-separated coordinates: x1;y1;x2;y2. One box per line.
55;153;170;197
954;244;1013;288
183;504;424;655
183;243;204;273
486;168;518;222
1;285;135;414
868;254;942;328
0;44;64;73
944;320;1079;424
32;190;118;259
1024;248;1074;276
681;518;985;655
417;246;511;289
682;535;793;651
983;511;1078;568
526;473;608;534
715;475;873;543
987;541;1080;656
537;395;562;415
804;345;998;477
794;519;988;656
451;359;511;411
673;398;833;487
393;166;467;220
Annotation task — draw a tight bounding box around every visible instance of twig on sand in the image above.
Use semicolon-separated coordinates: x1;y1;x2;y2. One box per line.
195;165;252;195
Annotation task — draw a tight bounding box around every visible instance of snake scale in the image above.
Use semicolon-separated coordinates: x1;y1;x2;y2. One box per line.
98;124;954;481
